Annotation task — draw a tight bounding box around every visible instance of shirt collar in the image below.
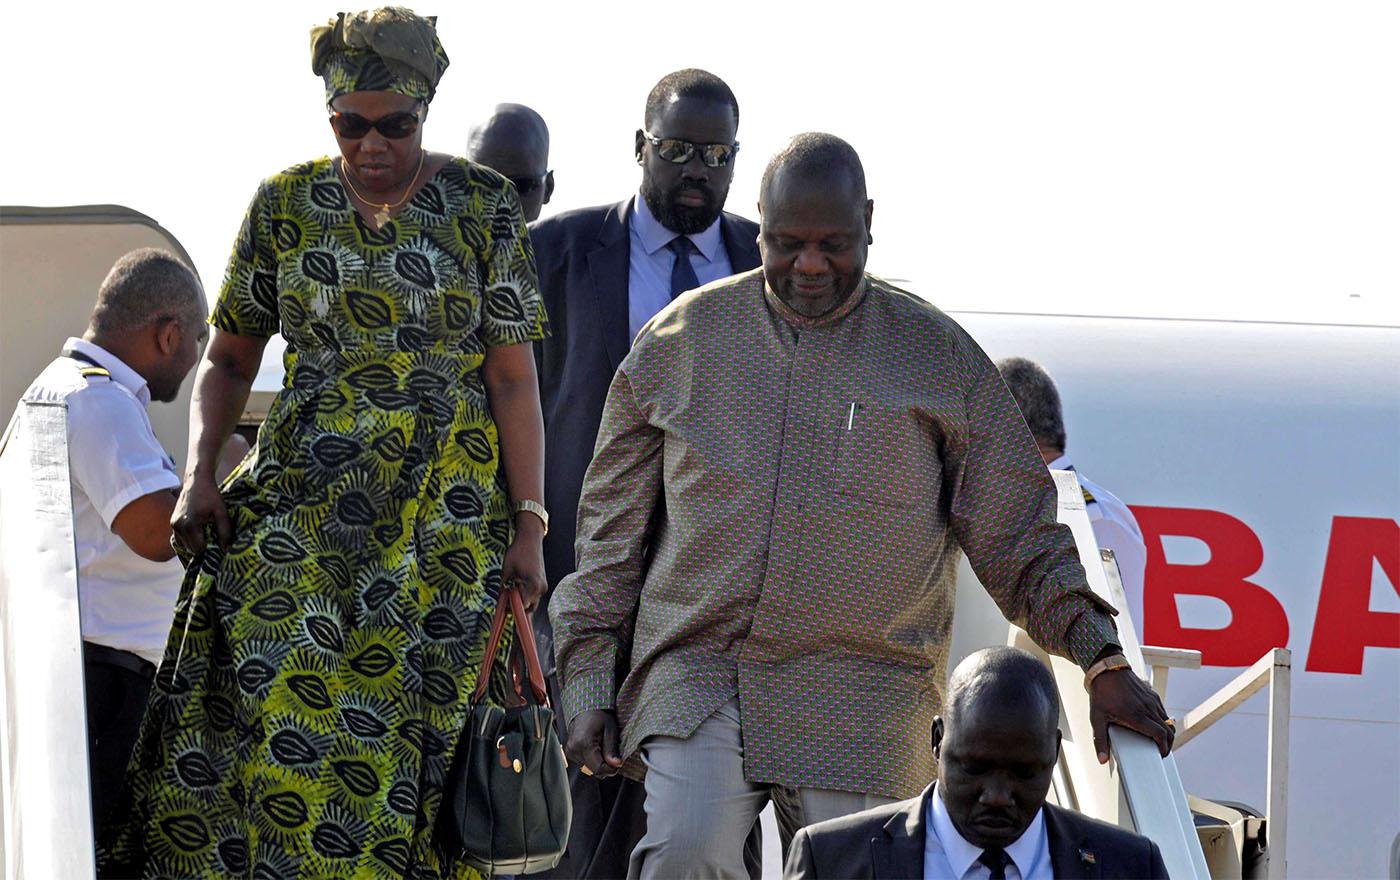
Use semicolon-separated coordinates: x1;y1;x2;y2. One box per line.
930;783;1047;879
62;337;151;405
631;192;725;262
1046;453;1073;471
1004;808;1048;879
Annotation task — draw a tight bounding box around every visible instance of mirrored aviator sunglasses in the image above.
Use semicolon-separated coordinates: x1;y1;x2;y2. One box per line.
329;110;422;140
643;131;739;168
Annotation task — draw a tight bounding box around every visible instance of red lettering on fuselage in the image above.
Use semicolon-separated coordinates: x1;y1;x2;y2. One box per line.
1306;517;1400;674
1132;506;1290;667
1130;507;1400;674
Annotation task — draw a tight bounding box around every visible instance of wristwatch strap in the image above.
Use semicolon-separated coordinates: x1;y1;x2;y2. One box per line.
1083;652;1132;690
513;499;549;535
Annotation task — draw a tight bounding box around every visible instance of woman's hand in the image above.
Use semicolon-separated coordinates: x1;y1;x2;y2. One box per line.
171;470;232;556
501;515;548;613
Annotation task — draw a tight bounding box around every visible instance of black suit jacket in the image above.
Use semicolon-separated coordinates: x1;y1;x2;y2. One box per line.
527;198;761;646
786;784;1170;880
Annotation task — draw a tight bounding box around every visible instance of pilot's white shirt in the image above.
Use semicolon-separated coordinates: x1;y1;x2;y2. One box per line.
21;338;183;665
1047;453;1147;616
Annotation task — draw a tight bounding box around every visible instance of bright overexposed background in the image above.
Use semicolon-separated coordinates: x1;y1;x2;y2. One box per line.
2;0;1396;330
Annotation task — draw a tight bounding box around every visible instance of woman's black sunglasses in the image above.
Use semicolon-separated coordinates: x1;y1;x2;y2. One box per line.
641;131;739;168
329;109;422;140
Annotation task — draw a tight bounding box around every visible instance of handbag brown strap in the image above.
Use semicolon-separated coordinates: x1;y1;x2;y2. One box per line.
471;586;550;706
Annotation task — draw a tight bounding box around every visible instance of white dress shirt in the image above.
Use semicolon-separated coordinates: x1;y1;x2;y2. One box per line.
21;338;184;665
1047;453;1147;618
925;783;1052;880
627;193;734;341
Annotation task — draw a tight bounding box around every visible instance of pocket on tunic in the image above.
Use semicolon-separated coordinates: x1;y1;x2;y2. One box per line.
831;402;934;510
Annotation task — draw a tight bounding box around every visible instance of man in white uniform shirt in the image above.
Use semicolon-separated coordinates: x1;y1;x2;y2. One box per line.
786;647;1168;879
11;249;243;834
996;358;1148;610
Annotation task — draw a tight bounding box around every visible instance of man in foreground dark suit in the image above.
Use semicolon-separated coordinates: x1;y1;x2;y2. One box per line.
528;68;762;878
786;647;1169;879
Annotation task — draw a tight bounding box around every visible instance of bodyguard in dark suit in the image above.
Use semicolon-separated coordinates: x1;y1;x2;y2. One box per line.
528;68;761;879
786;648;1169;880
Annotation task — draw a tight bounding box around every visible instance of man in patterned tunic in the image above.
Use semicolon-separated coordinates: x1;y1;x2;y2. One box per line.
551;133;1175;877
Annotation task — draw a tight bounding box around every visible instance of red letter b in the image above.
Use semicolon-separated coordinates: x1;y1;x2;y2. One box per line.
1134;506;1289;667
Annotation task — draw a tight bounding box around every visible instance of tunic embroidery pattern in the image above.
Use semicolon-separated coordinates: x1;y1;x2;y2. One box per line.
105;156;546;879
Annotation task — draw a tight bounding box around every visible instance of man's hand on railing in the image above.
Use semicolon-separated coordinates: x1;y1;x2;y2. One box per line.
1089;668;1176;762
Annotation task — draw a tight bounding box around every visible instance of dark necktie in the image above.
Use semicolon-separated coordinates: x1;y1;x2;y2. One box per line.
668;236;700;299
978;847;1011;880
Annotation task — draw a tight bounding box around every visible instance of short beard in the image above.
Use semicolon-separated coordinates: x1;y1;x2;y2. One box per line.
149;374;180;403
641;176;725;235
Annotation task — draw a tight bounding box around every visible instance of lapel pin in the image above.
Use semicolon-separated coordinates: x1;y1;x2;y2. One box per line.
1079;848;1097;866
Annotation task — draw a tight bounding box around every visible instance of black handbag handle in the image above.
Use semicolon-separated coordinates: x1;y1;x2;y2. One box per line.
471;586;550;707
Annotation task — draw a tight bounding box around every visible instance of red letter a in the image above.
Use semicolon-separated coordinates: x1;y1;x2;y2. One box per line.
1134;506;1289;667
1306;517;1400;675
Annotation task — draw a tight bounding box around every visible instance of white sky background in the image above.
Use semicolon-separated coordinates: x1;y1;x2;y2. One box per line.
3;0;1396;328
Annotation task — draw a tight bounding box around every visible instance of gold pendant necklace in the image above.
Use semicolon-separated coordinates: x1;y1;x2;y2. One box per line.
339;151;426;230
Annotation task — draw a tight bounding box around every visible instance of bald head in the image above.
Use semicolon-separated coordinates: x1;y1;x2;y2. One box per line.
759;132;867;208
468;103;552;221
945;647;1061;736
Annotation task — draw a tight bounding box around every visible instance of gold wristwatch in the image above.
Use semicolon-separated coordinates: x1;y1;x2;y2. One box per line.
1083;652;1132;690
513;499;549;535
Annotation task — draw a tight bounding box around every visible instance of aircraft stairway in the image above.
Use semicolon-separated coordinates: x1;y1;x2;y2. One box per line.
951;468;1287;879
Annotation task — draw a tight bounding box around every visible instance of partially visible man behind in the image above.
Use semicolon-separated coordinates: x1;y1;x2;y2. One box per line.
786;647;1169;879
996;357;1147;615
552;133;1173;877
529;68;761;879
467;102;554;222
6;248;243;836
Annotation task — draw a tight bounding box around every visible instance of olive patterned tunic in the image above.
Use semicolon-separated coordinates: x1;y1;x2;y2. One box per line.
106;156;547;879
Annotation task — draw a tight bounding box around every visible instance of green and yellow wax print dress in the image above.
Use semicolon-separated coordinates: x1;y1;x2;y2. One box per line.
107;157;546;879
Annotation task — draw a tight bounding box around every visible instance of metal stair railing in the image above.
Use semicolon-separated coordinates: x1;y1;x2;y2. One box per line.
1037;469;1213;879
1142;643;1291;880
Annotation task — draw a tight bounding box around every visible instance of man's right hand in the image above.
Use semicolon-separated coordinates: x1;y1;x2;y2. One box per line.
565;709;625;778
171;471;232;555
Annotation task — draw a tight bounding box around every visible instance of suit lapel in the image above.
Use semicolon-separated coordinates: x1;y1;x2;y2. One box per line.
872;788;931;879
1045;804;1099;879
720;212;761;272
586;198;633;369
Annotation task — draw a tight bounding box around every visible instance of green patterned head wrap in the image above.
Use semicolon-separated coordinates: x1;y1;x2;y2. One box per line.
311;7;450;104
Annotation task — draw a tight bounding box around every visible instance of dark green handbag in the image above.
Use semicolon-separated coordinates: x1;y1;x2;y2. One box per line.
440;586;572;874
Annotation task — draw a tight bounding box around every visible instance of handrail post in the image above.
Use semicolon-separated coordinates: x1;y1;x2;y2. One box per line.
1266;648;1291;880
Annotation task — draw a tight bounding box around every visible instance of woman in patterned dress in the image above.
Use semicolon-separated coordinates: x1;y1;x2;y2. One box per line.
103;9;549;878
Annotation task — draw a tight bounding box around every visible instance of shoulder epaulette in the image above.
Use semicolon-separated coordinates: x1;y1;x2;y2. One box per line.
1082;486;1097;505
78;366;112;380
